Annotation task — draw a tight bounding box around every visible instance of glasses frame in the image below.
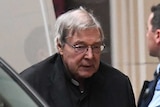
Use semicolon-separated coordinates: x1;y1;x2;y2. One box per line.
65;42;105;54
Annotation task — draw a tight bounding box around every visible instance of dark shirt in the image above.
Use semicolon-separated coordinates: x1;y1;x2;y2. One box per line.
68;79;89;107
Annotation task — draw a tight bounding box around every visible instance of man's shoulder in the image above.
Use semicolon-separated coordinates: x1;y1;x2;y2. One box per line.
20;53;59;79
34;53;59;67
100;62;127;78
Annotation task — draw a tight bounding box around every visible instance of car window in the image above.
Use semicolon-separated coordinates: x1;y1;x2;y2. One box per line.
0;58;48;107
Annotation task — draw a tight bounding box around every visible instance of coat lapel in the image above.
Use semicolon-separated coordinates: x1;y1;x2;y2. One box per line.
49;55;73;107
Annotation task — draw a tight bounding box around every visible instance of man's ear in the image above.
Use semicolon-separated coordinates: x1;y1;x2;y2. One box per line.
56;39;63;55
155;29;160;45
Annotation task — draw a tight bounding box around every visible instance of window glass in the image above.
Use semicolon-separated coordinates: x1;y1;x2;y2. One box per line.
0;67;38;107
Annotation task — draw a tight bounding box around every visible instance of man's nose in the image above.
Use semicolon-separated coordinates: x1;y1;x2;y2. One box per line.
84;47;93;59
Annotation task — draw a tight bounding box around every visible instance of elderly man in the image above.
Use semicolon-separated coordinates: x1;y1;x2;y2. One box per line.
20;7;136;107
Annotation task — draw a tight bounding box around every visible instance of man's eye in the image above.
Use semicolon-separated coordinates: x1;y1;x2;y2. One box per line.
74;45;86;49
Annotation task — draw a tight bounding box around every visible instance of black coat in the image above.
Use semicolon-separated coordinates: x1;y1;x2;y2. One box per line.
20;53;136;107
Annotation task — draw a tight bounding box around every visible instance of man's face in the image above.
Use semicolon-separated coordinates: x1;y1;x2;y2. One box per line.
146;13;159;57
58;28;102;80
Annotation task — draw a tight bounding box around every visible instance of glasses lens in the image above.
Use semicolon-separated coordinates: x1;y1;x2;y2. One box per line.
75;47;85;53
92;44;105;53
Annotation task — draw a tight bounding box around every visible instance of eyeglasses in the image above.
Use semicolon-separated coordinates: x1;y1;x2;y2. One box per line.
65;42;105;54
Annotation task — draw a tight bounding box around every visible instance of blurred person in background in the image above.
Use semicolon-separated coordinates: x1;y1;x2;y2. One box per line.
24;26;50;64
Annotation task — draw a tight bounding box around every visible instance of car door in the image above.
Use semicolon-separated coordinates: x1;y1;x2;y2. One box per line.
0;57;48;107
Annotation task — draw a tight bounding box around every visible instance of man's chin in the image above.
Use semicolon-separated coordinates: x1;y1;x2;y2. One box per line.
79;71;96;78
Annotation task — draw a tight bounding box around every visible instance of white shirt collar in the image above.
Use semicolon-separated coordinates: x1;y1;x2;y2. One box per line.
156;64;160;74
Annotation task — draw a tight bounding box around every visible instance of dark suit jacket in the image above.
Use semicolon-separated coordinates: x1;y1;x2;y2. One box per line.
138;73;160;107
20;53;136;107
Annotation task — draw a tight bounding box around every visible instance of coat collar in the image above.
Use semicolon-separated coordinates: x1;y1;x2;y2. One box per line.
48;54;72;107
